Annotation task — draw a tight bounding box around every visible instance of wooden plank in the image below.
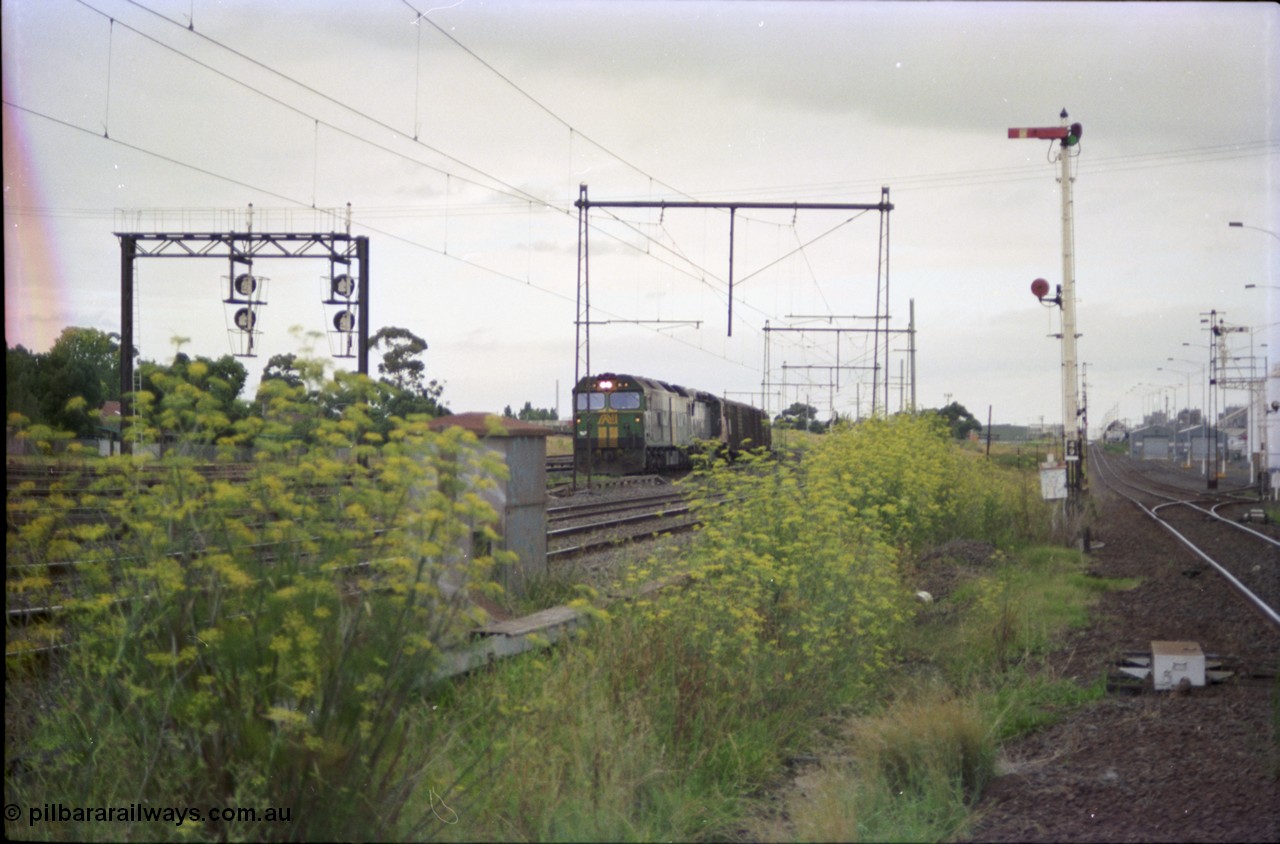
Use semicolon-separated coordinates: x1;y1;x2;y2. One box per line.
477;605;581;637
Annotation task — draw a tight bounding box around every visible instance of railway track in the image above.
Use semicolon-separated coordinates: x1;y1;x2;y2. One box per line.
1089;446;1279;628
545;454;574;474
7;453;704;660
6;460;335;530
967;450;1280;843
6;478;698;633
545;486;701;562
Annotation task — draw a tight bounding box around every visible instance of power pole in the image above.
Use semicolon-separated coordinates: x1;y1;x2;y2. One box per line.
908;298;917;412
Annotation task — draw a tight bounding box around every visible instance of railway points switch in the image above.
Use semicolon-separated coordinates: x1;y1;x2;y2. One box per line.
1150;640;1205;691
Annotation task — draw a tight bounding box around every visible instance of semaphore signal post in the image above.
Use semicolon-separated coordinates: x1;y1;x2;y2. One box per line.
1011;109;1086;503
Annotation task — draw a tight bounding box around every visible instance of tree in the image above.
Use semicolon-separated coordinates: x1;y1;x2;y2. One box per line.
371;327;428;394
774;402;820;431
934;401;982;439
368;326;447;419
136;352;250;437
40;356;105;436
138;353;247;405
6;328;126;437
6;344;43;422
260;353;305;389
515;401;557;421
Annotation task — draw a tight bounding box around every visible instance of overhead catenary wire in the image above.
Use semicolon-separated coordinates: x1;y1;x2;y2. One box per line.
108;0;558;210
30;1;1280;216
63;0;763;302
2;98;761;374
3;94;748;337
112;0;778;301
696;139;1280;202
399;0;699;204
129;0;1279;211
33;1;1280;237
103;0;869;274
73;0;545;210
734;212;869;288
13;1;1275;400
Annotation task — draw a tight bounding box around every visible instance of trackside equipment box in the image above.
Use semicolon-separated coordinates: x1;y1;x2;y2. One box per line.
1151;640;1205;690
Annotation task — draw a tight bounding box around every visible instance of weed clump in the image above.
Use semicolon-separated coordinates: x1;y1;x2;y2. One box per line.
7;351;509;841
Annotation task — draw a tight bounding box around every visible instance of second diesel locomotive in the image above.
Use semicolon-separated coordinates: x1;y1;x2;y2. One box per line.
573;372;771;474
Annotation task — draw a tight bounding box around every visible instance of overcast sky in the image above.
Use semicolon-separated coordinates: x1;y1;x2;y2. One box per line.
4;0;1277;436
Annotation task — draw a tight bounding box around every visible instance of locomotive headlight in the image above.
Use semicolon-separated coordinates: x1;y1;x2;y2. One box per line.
599;380;614;391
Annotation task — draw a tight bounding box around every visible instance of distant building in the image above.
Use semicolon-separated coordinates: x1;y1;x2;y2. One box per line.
1178;423;1230;463
1129;424;1175;460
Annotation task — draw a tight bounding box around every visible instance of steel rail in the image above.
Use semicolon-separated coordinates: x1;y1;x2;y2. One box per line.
547;490;687;522
546;519;699;562
1090;447;1280;628
1091;456;1278;546
1207;501;1280;547
547;505;693;541
1151;500;1280;548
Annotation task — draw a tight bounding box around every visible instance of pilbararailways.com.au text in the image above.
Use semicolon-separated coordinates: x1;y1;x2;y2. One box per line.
12;802;292;827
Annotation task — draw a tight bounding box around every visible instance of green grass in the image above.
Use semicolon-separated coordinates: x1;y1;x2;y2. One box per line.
398;442;1121;842
413;614;763;842
544;434;573;457
744;543;1130;842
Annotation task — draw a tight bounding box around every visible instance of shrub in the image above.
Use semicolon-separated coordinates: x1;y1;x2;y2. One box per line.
399;413;1056;841
6;356;511;840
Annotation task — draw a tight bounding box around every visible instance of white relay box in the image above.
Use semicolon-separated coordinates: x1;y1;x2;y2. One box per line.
1151;640;1205;691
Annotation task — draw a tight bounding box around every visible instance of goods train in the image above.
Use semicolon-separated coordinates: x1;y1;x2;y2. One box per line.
573;373;771;474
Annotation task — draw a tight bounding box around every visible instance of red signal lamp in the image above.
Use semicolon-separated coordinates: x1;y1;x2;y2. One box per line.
1031;277;1062;308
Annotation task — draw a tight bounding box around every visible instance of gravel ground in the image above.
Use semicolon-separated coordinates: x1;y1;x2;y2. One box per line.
963;472;1280;843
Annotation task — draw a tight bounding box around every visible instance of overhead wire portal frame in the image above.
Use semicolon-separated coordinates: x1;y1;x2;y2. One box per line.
573;185;894;414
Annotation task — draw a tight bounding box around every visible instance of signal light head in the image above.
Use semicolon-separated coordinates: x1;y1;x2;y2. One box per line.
332;309;356;333
331;274;355;298
1031;278;1051;300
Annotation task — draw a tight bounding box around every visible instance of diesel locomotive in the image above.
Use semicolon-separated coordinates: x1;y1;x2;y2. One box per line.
573;372;771;474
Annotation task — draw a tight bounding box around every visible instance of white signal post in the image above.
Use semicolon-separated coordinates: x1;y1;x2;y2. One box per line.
1010;109;1084;496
